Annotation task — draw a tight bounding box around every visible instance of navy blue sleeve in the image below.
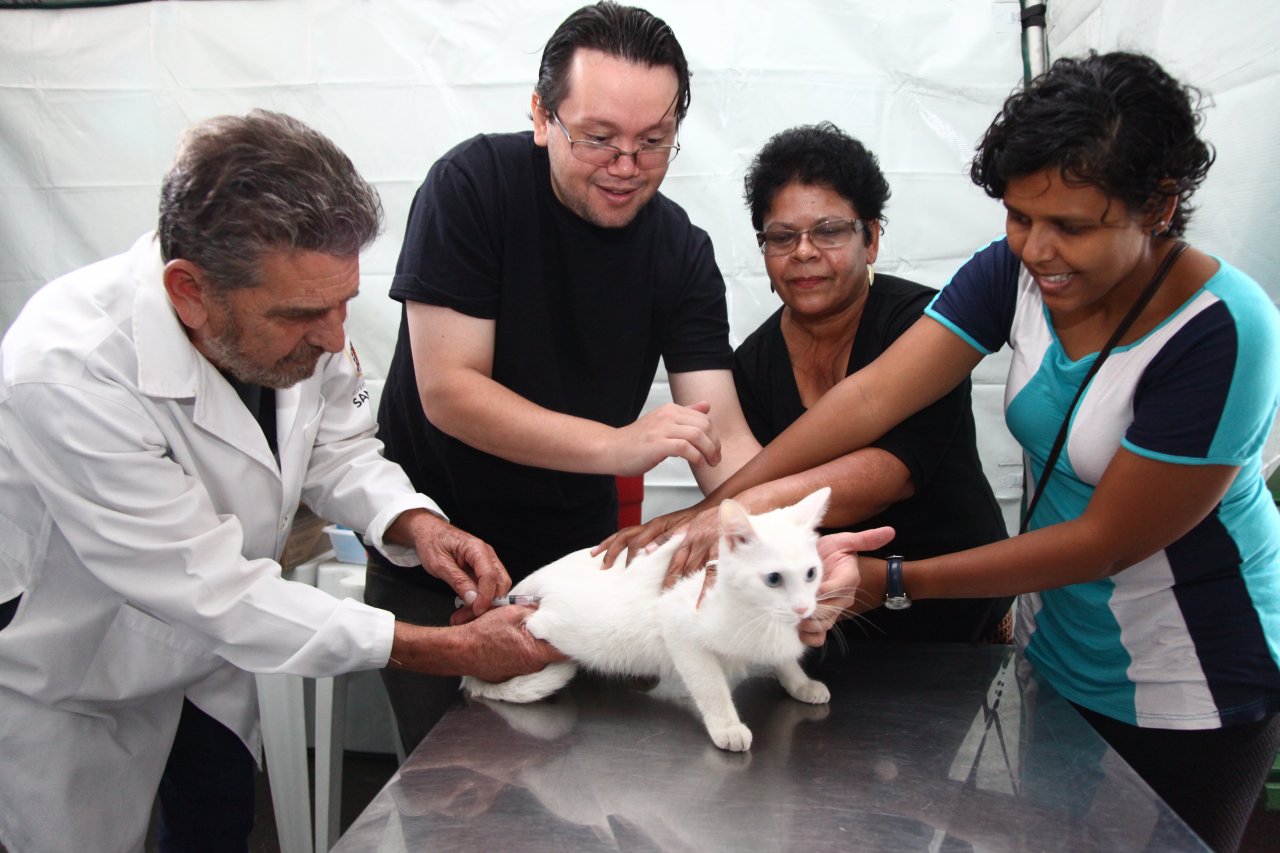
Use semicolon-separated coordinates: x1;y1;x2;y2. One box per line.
925;238;1022;354
1127;304;1235;461
1127;276;1280;465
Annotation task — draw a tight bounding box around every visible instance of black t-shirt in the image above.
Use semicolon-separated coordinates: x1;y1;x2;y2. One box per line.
377;132;732;580
734;273;1012;644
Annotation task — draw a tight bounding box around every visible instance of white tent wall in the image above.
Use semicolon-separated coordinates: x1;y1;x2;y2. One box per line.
1049;0;1280;312
1;0;1276;534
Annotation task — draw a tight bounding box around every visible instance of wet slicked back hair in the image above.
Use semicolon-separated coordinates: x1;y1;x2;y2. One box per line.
158;109;383;290
971;51;1213;237
744;121;890;243
534;1;691;124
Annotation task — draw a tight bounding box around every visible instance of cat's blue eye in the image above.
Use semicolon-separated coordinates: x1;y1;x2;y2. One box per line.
806;566;817;582
765;572;783;587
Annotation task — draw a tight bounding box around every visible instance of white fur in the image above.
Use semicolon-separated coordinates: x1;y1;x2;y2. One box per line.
462;487;833;751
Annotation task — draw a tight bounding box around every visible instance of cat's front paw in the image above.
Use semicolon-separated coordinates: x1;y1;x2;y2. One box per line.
709;722;753;752
786;678;830;705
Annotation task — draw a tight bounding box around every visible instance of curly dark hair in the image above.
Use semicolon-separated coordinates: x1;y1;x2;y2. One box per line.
159;110;383;291
970;51;1214;237
535;1;691;125
743;122;890;244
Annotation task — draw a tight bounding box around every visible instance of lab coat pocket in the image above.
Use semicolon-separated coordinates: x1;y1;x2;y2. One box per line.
298;399;325;448
277;396;323;480
74;603;221;704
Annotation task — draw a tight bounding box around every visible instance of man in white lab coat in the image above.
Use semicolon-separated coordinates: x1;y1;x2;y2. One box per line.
0;110;559;853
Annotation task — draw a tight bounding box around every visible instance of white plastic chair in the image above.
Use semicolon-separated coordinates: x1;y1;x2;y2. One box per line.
257;671;314;853
263;556;404;852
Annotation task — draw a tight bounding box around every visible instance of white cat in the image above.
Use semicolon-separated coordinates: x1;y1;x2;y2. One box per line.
461;487;834;752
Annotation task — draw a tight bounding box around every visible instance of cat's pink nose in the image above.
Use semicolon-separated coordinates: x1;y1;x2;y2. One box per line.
794;604;812;617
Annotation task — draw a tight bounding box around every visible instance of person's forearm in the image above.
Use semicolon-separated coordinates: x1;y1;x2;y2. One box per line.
707;319;980;504
423;370;622;474
382;506;444;549
733;448;912;527
388;622;469;675
897;516;1146;603
897;449;1239;603
389;610;564;682
667;368;762;495
849;522;1103;617
707;382;886;504
689;428;761;494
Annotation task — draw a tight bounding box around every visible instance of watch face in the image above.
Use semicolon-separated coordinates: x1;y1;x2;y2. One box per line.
884;594;911;611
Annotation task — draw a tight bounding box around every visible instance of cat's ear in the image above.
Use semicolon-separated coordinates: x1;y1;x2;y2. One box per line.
789;486;832;530
719;498;757;551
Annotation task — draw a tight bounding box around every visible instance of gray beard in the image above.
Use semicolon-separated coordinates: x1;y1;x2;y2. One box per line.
201;319;323;390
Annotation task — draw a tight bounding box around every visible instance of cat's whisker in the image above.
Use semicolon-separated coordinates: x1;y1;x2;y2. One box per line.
811;592;888;649
724;609;764;645
819;591;860;617
825;623;851;656
728;607;780;648
841;612;887;640
822;593;887;640
813;602;847;618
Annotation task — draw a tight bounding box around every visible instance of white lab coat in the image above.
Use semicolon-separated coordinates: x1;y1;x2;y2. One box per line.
0;235;441;853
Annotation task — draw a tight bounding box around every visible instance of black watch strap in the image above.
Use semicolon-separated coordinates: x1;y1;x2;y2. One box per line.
884;555;911;610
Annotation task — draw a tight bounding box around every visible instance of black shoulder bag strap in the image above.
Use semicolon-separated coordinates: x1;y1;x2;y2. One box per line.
1019;240;1190;534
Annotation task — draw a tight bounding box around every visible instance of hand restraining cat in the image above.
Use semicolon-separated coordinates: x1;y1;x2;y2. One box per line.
461;487;833;751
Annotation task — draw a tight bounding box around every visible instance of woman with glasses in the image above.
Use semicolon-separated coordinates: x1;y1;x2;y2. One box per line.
730;122;1012;647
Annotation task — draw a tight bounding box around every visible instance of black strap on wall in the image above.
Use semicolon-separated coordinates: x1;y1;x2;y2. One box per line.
0;1;149;9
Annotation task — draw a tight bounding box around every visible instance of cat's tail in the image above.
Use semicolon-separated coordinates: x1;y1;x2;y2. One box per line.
460;662;578;704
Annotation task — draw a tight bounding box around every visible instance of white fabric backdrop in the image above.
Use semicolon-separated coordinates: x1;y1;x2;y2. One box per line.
2;0;1277;529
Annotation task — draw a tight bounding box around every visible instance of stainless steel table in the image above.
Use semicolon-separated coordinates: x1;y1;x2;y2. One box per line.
332;644;1206;851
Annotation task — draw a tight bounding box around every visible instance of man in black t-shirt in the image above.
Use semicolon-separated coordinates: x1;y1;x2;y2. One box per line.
368;2;761;751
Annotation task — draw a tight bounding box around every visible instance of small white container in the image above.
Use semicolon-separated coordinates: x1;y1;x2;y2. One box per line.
323;525;367;564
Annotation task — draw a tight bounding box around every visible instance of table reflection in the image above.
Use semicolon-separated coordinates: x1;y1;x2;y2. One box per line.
333;644;1206;852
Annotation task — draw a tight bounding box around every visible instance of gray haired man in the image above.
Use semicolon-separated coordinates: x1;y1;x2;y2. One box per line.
0;110;560;852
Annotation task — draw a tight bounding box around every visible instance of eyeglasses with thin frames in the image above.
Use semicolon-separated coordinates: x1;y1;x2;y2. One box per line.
548;113;680;170
756;218;866;256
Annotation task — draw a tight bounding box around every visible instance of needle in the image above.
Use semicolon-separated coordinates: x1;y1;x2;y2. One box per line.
453;594;542;608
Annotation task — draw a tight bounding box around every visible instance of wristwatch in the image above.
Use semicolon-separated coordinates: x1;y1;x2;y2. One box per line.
884;555;911;610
